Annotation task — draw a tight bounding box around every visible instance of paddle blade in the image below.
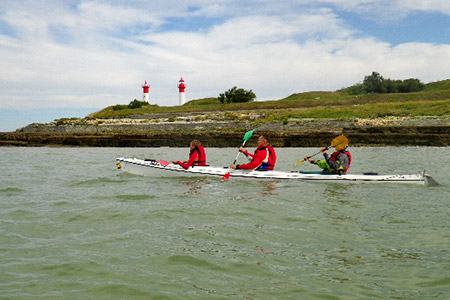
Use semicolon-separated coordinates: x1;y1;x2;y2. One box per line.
243;129;255;142
331;135;349;150
156;160;170;166
221;172;231;181
294;159;306;166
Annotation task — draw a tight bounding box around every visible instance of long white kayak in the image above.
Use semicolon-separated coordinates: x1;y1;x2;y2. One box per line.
116;157;437;185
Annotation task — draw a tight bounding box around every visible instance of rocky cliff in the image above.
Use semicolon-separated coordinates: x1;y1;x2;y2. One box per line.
1;114;448;147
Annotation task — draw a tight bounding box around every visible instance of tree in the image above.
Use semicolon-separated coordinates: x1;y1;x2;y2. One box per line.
398;78;424;93
218;87;256;103
363;72;385;93
361;72;424;94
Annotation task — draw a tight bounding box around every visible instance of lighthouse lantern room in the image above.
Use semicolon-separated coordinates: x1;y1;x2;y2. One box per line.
178;77;186;105
142;81;150;103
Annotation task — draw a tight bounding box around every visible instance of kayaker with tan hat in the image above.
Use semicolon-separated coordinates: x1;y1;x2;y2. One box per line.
305;136;351;174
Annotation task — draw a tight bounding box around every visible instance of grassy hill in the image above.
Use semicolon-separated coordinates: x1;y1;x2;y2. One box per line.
88;79;450;120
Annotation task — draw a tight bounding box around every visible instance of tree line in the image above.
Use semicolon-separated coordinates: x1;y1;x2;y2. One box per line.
218;72;425;103
342;72;424;95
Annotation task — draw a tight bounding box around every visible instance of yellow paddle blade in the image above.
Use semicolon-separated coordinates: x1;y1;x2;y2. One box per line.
331;135;349;150
293;135;348;167
294;159;306;166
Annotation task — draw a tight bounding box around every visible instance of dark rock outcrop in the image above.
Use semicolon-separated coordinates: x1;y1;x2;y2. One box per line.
1;118;449;147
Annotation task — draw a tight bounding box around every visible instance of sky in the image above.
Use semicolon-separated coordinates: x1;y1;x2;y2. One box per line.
0;0;449;132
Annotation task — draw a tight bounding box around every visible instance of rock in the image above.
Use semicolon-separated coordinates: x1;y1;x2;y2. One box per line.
1;116;449;147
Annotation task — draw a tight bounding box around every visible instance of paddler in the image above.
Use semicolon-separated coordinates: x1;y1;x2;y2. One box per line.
305;142;351;174
230;135;277;171
172;139;207;169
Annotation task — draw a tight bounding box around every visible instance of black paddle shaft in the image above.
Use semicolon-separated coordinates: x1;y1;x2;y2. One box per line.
306;146;329;160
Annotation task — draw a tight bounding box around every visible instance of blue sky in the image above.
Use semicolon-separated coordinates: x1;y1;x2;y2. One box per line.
0;0;449;132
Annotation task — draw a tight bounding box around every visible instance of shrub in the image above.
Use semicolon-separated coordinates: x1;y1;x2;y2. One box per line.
224;112;239;120
112;104;127;111
218;87;256;103
128;99;148;109
342;83;366;95
398;78;424;93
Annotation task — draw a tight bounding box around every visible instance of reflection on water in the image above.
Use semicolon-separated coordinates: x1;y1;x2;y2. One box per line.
260;181;278;197
181;177;279;197
181;178;211;195
323;184;353;203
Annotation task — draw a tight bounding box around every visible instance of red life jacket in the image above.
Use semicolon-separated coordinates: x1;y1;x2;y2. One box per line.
191;145;207;166
329;151;351;173
256;146;277;170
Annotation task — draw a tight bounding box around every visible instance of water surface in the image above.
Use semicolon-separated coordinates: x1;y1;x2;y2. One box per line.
1;147;449;299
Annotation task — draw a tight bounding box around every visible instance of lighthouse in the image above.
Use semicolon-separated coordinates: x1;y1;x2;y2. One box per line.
177;77;186;105
142;81;150;103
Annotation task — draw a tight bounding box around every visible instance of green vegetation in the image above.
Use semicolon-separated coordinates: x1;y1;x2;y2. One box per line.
182;97;218;106
88;79;450;120
423;79;450;91
342;71;425;94
127;99;149;109
218;86;256;103
112;99;150;111
253;100;449;123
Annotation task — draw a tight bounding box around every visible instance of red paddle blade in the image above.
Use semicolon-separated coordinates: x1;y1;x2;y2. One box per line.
156;160;170;166
221;172;231;181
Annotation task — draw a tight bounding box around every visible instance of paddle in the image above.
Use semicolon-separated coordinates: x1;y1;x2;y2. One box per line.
221;129;255;180
144;159;170;166
294;135;349;166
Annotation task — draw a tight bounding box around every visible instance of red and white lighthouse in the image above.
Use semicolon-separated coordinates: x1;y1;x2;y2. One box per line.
142;81;150;103
177;77;186;105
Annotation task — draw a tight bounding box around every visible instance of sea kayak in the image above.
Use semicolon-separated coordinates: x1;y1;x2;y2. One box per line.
116;157;437;185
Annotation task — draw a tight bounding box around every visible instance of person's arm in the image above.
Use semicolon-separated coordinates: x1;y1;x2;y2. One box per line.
239;146;254;158
235;149;265;170
176;152;199;169
305;156;315;163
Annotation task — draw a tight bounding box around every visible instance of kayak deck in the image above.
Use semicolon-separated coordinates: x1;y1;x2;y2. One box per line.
116;157;434;185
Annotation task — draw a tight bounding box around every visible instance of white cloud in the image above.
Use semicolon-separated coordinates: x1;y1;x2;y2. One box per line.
0;1;449;112
77;1;163;31
315;0;450;20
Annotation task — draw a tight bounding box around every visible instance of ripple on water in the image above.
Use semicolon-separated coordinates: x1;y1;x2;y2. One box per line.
167;255;227;271
68;177;125;187
113;194;158;201
0;187;26;196
1;147;449;299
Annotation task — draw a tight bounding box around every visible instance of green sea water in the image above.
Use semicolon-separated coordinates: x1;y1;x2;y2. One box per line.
1;147;449;299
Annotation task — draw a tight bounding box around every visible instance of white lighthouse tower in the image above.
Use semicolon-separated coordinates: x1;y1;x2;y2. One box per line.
177;77;186;105
142;81;150;103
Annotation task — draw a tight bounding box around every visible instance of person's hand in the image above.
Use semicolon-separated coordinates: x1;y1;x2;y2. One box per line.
320;147;328;154
305;156;312;162
230;164;237;169
239;146;246;153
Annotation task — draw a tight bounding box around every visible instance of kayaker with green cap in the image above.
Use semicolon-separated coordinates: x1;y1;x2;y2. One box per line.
305;138;351;174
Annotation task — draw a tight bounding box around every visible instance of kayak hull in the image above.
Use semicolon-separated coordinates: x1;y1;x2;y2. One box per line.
116;157;433;185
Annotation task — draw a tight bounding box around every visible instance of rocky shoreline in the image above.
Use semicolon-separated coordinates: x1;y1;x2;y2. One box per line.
1;115;449;147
